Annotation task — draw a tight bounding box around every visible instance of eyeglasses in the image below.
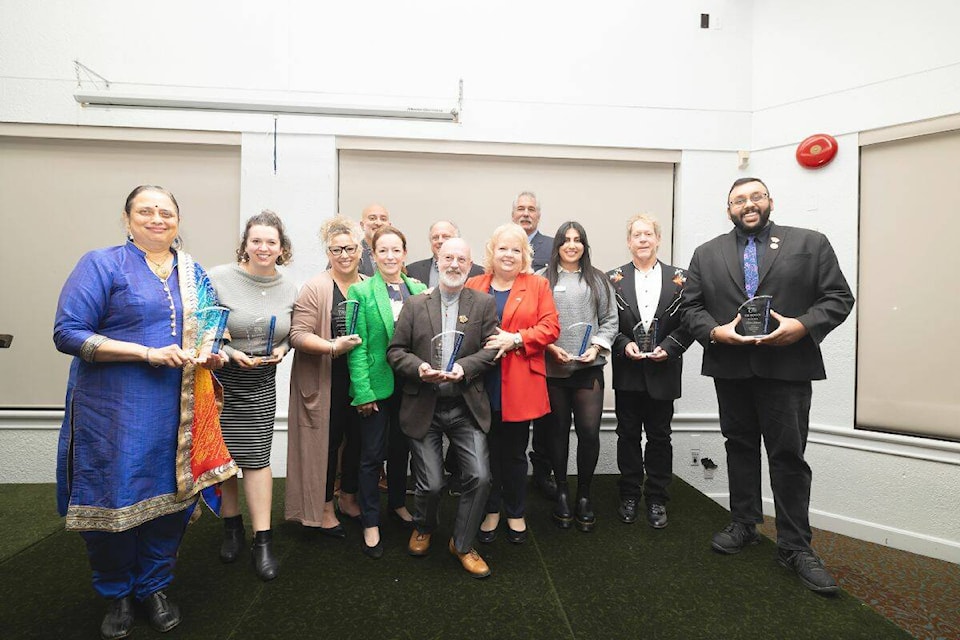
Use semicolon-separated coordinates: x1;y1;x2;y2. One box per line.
729;193;769;208
328;245;359;256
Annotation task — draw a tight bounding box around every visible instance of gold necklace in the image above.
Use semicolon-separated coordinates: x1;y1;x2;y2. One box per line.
146;256;171;279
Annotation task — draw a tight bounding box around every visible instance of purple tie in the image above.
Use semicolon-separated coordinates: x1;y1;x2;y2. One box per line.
744;235;759;298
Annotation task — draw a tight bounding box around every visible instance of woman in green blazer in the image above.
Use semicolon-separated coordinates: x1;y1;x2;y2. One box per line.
347;226;427;558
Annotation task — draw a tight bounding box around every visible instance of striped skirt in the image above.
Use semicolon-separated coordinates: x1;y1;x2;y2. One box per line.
216;362;277;469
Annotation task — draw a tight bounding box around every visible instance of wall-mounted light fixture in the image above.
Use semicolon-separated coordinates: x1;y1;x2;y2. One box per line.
74;89;460;122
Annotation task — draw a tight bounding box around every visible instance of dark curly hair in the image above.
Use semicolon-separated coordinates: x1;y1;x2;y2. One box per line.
236;209;293;265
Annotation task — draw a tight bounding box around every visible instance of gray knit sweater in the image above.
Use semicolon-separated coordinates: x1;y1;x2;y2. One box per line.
207;263;298;357
541;268;618;378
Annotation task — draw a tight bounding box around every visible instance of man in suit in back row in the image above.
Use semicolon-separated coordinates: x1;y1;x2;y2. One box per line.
387;238;499;578
510;190;556;498
682;177;854;594
607;214;694;529
407;220;484;287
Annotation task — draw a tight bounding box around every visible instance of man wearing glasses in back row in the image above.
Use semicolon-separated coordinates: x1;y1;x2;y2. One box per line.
681;177;854;594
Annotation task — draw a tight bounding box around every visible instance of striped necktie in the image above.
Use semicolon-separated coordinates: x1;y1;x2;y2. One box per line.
744;235;759;298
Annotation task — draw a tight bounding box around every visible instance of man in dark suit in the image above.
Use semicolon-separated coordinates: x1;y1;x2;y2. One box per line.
387;238;499;578
511;191;556;497
406;220;483;287
682;177;854;594
607;214;694;529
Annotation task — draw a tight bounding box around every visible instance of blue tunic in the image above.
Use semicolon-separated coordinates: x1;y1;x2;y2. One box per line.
53;241;207;532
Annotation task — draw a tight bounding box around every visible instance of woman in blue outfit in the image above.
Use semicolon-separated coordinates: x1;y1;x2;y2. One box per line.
53;185;236;640
347;225;427;558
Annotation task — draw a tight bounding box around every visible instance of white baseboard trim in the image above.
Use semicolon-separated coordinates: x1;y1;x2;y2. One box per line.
703;492;960;564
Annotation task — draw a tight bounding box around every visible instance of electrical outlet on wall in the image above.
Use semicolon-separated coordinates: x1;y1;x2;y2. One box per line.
691;448;701;466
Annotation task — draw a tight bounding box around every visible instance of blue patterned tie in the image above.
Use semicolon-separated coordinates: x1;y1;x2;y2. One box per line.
744;235;759;298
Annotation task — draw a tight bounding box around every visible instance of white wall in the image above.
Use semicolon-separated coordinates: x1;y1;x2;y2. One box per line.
2;0;959;562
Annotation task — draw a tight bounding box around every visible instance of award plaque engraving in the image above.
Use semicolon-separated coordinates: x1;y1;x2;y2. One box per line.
567;322;593;358
336;300;361;337
737;295;773;338
431;330;465;373
632;318;659;356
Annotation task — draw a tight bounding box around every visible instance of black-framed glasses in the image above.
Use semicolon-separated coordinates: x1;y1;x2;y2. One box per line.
329;245;359;256
729;193;769;208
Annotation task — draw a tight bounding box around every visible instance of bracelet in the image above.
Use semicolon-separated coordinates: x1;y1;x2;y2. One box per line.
145;347;161;367
709;327;719;344
329;339;338;359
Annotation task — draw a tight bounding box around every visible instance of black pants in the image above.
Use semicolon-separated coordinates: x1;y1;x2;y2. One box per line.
326;371;361;502
357;389;408;527
714;377;813;551
485;412;531;519
615;389;675;504
547;376;603;492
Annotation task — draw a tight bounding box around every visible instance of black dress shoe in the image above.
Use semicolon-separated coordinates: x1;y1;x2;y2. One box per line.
219;515;245;563
362;536;384;559
618;498;639;524
778;548;839;594
711;521;760;554
477;528;497;544
553;482;573;529
388;509;415;529
647;503;668;529
100;596;133;640
251;529;280;581
317;523;346;539
142;591;181;634
575;496;595;533
532;471;558;499
506;526;528;544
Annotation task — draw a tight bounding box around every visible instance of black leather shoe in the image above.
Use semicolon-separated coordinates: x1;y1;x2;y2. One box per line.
553;482;573;529
100;596;133;640
778;548;839;594
477;526;497;544
711;521;760;554
142;591;181;634
317;524;346;539
618;498;639;524
388;509;415;529
532;471;558;500
647;503;668;529
251;529;279;581
219;515;244;563
362;537;384;558
506;527;527;544
575;496;595;533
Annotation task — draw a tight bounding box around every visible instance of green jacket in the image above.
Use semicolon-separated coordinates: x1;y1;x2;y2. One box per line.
347;271;427;405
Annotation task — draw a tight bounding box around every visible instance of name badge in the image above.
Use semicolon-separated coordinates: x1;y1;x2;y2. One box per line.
553;285;566;292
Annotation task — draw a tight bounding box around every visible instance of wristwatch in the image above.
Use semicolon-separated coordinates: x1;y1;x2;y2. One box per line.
513;333;523;349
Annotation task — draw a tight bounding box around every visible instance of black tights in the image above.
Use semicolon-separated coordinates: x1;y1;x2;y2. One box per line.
547;378;603;493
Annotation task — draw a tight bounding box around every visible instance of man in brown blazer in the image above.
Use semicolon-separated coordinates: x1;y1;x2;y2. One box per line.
387;238;499;578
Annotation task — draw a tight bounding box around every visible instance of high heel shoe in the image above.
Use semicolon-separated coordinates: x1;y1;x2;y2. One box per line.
575;495;596;533
553;481;573;529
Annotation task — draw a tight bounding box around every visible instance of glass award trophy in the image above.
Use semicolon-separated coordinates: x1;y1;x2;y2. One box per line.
567;322;593;358
250;315;280;365
737;295;773;338
632;318;659;356
195;306;230;356
336;300;360;337
431;330;465;373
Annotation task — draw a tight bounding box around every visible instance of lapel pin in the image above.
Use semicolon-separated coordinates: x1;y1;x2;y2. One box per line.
458;315;468;324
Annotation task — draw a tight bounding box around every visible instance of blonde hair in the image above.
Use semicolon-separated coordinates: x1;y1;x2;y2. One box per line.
625;213;662;239
320;215;363;247
483;223;534;274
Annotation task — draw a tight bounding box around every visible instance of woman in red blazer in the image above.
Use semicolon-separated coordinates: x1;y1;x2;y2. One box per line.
465;222;559;544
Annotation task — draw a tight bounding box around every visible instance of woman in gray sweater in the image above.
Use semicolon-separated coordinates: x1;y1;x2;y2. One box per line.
208;211;298;580
540;221;618;532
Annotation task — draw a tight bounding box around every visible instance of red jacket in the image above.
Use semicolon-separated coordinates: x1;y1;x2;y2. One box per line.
465;272;560;422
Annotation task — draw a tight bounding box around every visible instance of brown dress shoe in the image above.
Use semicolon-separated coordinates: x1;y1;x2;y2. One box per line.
448;538;491;578
408;530;431;556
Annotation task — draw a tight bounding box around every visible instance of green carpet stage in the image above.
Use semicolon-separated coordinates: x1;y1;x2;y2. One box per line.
0;478;909;639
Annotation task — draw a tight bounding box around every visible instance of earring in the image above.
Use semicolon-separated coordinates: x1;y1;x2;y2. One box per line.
242;252;250;262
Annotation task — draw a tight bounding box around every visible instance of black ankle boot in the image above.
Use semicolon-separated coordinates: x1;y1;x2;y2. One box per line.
553;481;573;529
220;515;244;563
251;529;279;581
575;493;596;533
